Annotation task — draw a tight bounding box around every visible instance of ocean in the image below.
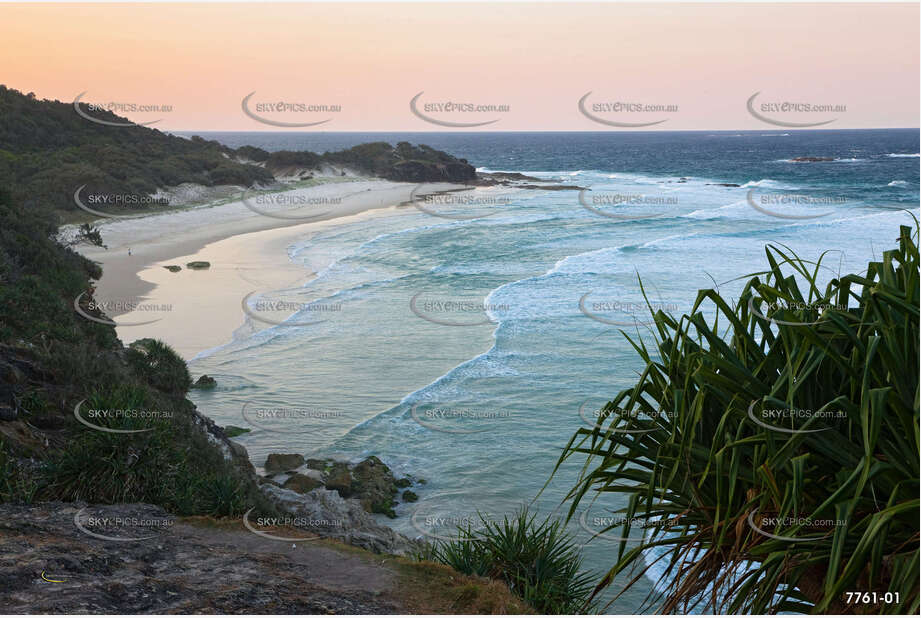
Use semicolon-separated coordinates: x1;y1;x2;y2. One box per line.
179;130;919;612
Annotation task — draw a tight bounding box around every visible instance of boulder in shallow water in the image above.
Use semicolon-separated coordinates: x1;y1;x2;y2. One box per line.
264;453;305;473
789;156;834;162
186;261;211;270
191;375;217;389
163;265;181;272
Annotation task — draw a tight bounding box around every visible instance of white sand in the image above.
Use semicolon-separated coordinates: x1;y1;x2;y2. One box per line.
73;180;467;359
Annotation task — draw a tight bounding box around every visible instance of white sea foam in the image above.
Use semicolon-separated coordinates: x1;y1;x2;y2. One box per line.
740;178;800;190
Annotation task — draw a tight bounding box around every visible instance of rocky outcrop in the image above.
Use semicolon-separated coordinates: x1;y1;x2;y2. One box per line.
789;156;835;162
475;171;586;191
262;456;421;519
260;484;423;556
387;160;476;183
0;502;401;613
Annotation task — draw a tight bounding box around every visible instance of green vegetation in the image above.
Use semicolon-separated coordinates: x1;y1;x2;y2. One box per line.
0;184;272;519
320;141;477;183
223;426;251;438
0;86;476;222
0;85;274;214
421;509;597;614
554;225;920;613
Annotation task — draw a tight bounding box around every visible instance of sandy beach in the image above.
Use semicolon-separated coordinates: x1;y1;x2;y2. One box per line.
73;179;466;359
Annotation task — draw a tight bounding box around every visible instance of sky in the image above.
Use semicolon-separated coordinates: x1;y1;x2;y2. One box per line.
1;2;918;131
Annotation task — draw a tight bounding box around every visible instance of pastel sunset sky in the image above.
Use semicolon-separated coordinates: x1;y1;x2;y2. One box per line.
1;2;918;131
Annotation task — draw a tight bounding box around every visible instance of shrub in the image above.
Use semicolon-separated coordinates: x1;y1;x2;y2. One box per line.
126;338;192;394
423;509;596;614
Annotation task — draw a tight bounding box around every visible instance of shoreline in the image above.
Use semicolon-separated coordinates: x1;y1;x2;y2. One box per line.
73;179;467;358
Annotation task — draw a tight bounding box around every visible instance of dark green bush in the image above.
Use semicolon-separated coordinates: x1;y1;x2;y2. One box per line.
126;338;192;395
423;509;596;614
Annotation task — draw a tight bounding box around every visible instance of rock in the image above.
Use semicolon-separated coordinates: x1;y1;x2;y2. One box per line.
223;425;250;438
227;440;249;460
163;265;182;272
282;472;324;494
264;453;305;474
789;156;834;162
0;502;405;612
186;261;211;270
352;456;399;518
401;490;418;503
260;484;424;556
517;183;583;191
706;183;741;187
305;458;327;470
292;457;424;519
191;375;217;389
324;462;353;497
479;171;544;183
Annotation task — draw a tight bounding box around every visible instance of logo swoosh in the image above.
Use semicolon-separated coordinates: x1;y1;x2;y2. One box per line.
240;401;320;435
73;92;161;127
746;400;832;434
578;92;668;128
577;509;657;544
745;189;831;220
410;403;489;434
747;297;828;326
409;92;500;128
409;292;496;327
241;92;332;128
409;492;491;542
73;399;156;434
74;507;158;541
746;92;836;128
72;185;154;220
242;508;321;541
578;292;654;327
408;185;500;220
746;508;828;542
578;401;658;434
73;292;163;327
240;291;327;327
578;189;664;221
239;185;331;221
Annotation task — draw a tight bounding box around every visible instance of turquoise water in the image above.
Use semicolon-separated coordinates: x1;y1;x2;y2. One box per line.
185;130;919;612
